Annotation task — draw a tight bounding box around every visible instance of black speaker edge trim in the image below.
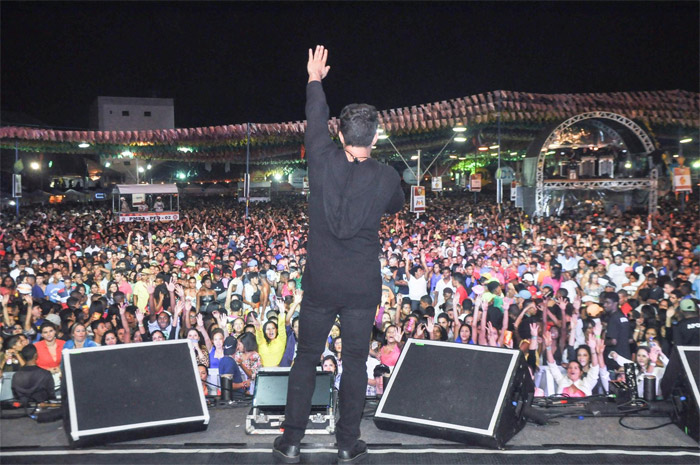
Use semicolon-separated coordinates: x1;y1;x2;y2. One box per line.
373;417;500;448
373;411;496;436
375;340;522;438
69;415;211;441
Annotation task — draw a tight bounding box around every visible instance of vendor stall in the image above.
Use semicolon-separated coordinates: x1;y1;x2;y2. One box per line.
113;184;179;222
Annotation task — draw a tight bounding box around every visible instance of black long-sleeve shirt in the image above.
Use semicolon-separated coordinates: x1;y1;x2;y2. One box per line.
301;81;404;309
11;365;56;403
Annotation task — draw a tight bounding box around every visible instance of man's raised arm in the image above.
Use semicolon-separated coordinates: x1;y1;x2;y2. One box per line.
305;46;336;164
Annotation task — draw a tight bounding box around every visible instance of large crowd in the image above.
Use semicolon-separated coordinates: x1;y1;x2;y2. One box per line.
1;192;699;406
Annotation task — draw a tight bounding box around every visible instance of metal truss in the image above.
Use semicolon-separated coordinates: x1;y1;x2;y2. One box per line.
543;178;652;191
535;112;657;216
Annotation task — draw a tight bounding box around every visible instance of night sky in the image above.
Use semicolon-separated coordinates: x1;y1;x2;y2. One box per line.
2;1;698;130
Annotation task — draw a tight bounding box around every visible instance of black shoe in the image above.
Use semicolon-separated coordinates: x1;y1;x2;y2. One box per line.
272;436;301;464
337;440;368;464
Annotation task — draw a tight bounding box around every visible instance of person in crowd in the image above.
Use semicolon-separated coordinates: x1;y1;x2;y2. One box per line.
234;332;262;394
1;334;29;373
186;327;210;367
198;364;211;396
219;335;252;397
252;296;288;367
674;299;699;346
11;344;56;404
63;323;98;349
610;343;669;398
103;329;119;345
197;276;217;313
322;354;341;390
208;328;226;373
33;322;64;375
379;325;404;368
602;292;631;368
543;329;600;397
242;272;262;313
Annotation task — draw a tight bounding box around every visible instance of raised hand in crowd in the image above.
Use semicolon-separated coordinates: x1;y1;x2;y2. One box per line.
425;315;435;337
486;322;498;347
529;323;540;351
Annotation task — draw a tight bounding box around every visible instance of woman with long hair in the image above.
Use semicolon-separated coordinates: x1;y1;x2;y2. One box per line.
242;273;261;312
583;273;604;299
234;331;262;395
34;322;65;374
186;327;210;367
610;343;669;398
322;354;341;390
103;329;119;345
253;299;287;367
543;330;600;397
379;325;404;368
196;277;217;313
104;281;119;306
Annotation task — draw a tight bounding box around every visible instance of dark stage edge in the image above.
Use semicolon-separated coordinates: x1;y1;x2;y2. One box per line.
1;406;698;464
2;445;700;465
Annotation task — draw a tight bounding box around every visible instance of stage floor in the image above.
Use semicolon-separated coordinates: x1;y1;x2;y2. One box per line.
1;403;698;464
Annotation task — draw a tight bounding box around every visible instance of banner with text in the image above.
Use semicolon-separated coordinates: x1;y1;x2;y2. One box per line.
411;186;426;213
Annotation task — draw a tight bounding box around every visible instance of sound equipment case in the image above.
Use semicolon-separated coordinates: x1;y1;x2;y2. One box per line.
245;367;337;434
373;340;534;448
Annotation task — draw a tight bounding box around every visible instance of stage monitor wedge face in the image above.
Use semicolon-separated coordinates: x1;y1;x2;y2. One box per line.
373;340;534;448
62;340;209;447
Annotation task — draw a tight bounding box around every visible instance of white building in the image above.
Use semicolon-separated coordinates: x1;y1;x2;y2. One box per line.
90;97;174;183
90;96;174;131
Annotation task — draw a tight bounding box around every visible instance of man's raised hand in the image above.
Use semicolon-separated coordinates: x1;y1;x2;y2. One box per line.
307;45;330;82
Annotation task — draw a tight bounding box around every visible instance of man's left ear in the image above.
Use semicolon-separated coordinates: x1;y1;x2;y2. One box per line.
371;131;378;147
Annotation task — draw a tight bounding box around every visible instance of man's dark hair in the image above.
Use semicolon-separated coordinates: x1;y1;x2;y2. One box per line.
21;343;37;361
679;282;691;296
419;295;432;305
238;331;258;353
5;335;23;351
90;319;105;332
339;104;378;147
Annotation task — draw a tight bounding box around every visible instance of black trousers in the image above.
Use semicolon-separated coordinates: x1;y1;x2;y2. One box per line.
281;296;375;450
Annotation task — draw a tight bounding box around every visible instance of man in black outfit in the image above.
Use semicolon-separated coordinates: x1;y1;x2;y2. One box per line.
674;299;699;346
11;344;56;404
273;45;404;464
602;292;632;370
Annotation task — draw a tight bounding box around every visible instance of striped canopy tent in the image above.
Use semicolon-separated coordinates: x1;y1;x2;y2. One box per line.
1;89;697;166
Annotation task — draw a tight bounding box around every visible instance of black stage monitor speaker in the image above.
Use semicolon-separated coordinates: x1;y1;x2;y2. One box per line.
661;346;700;442
62;340;209;447
253;367;333;411
374;340;534;448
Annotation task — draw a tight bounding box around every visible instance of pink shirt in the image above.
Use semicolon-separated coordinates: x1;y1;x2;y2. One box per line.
380;344;401;367
118;281;133;297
